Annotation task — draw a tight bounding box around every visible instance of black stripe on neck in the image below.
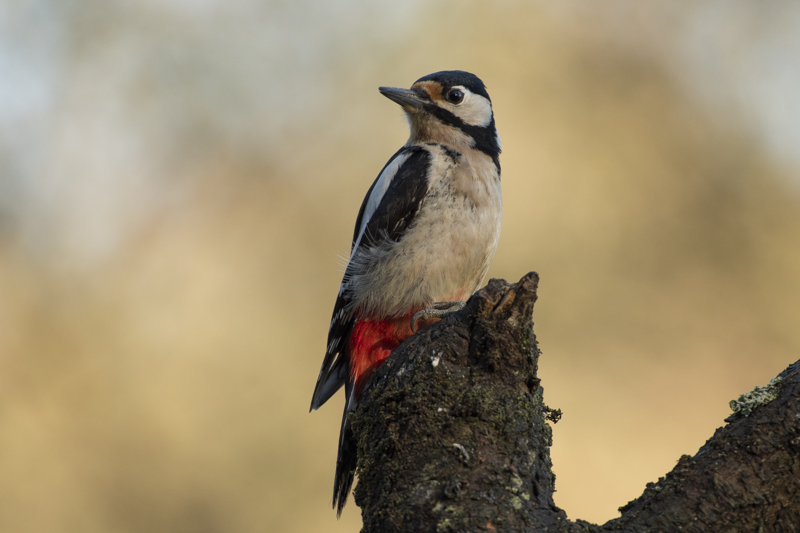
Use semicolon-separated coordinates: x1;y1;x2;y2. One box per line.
427;106;501;171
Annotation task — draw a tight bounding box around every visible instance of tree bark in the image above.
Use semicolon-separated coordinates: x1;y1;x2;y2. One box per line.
351;272;800;533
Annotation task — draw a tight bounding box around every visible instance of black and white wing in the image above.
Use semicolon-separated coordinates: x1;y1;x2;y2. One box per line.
309;145;432;411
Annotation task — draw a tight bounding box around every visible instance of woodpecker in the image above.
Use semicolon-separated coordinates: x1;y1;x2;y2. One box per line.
310;70;502;515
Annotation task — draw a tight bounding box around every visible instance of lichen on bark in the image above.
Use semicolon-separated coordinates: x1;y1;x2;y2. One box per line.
351;273;800;533
352;273;575;532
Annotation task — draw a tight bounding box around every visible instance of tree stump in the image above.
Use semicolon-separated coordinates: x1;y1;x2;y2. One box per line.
351;272;800;533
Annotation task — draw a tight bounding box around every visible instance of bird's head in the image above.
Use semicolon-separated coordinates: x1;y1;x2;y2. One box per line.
379;70;501;164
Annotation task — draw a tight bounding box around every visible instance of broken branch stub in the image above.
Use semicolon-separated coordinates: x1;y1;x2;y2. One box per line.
352;272;576;532
350;272;800;532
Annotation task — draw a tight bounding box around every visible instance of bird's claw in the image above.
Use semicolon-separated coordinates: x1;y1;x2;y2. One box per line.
410;301;466;333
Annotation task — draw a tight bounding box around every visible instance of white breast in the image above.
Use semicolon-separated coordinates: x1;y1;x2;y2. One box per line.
347;144;502;318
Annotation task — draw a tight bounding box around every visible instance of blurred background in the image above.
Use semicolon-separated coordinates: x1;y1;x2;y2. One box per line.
2;0;800;531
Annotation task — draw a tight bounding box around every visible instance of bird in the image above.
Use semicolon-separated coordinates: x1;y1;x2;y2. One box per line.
309;70;502;515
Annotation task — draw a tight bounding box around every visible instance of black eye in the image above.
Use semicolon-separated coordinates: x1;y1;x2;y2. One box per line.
446;88;464;104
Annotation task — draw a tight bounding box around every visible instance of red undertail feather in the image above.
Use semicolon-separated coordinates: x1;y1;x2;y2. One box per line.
348;315;415;398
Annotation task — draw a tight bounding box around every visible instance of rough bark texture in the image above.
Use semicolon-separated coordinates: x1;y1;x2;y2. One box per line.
351;272;800;533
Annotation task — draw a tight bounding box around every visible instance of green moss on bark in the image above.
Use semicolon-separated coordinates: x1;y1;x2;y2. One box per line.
352;273;577;532
350;273;800;532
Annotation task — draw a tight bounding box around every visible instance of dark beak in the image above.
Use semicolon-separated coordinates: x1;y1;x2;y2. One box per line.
378;87;429;110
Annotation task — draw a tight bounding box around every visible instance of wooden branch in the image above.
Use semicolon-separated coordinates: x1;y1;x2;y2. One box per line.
350;273;800;533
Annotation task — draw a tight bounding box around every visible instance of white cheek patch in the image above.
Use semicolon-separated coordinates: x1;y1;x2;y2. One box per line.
452;91;493;127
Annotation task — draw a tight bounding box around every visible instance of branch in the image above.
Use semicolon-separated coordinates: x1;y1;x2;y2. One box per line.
350;273;800;532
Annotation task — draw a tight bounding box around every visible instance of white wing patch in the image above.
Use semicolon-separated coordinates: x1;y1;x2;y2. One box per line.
351;151;411;257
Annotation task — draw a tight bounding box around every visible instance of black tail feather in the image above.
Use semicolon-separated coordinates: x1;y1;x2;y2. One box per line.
333;381;358;516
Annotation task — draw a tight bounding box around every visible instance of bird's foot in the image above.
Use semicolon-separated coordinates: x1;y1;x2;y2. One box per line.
410;301;466;333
